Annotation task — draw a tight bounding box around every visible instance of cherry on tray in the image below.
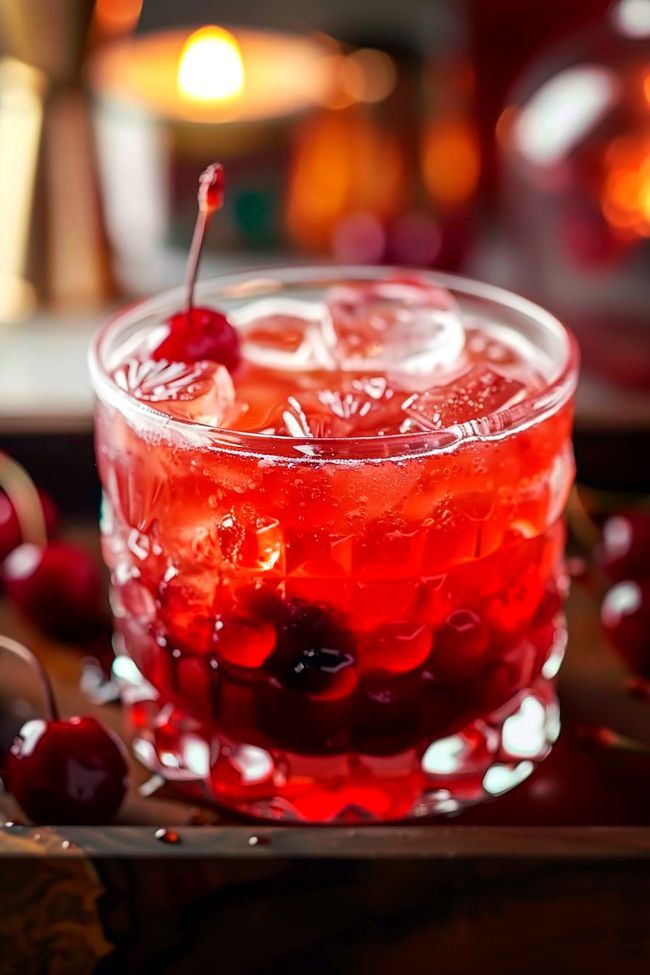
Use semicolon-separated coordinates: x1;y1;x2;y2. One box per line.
0;635;129;825
1;541;105;638
5;715;128;826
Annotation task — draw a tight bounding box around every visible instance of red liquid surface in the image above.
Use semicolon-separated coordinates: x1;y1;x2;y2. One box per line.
96;278;575;821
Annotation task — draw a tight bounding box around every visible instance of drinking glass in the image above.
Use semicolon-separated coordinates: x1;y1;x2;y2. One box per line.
90;267;578;822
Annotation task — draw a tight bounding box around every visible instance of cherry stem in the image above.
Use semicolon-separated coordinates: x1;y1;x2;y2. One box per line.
0;450;47;550
0;635;60;722
185;162;225;317
580;724;650;754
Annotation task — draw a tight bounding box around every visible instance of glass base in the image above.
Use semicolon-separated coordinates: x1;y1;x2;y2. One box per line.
118;653;563;824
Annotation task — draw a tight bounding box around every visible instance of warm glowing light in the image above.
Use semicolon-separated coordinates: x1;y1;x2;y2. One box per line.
602;135;650;237
644;70;650;105
343;49;397;104
321;48;397;109
286;111;404;251
177;26;245;103
90;29;330;124
94;0;142;34
421;118;480;205
319;55;356;110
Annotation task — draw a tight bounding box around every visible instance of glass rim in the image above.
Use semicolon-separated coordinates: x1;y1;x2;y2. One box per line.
88;265;579;462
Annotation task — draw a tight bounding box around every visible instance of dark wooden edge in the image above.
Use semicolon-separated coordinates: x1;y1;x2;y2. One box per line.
2;825;650;859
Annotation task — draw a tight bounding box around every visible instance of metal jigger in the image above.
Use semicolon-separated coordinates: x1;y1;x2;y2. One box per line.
0;0;111;322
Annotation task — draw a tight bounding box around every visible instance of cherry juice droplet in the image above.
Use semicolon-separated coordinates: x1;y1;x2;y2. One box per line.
154;827;181;845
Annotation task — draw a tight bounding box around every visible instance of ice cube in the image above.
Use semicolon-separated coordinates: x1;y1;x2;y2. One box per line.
401;366;528;433
233;298;337;371
325;278;465;377
112;357;235;426
272;376;407;438
276;395;354;438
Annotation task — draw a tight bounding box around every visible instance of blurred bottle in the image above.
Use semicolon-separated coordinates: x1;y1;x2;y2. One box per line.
498;0;650;389
469;0;611;197
0;0;124;320
285;1;480;270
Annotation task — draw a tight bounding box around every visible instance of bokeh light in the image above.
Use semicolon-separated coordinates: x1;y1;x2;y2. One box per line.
176;26;245;103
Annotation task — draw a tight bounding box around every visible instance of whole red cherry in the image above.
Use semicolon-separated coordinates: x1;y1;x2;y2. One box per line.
4;716;128;825
1;541;105;637
0;635;129;824
152;307;240;372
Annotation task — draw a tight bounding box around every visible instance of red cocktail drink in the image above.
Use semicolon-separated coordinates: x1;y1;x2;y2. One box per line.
90;268;577;822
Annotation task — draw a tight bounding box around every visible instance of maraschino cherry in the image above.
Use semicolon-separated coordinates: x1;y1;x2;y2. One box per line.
0;450;105;637
2;541;105;637
151;162;240;372
0;635;128;824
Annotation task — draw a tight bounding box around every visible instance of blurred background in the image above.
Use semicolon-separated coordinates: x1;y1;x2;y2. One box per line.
0;0;648;507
